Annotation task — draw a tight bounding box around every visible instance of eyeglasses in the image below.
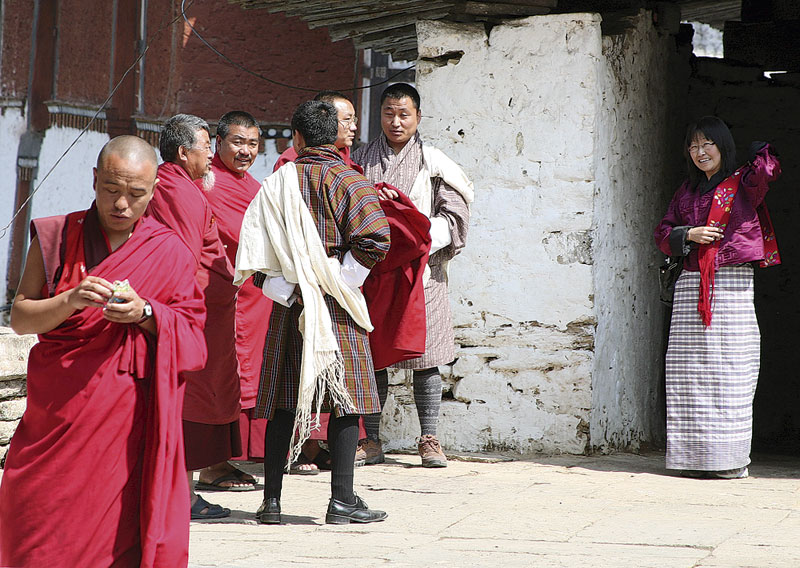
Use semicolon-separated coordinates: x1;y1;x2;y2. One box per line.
338;117;358;127
688;141;715;155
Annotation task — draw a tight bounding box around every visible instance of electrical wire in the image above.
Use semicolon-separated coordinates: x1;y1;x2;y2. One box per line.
0;0;416;242
0;1;196;242
180;0;416;93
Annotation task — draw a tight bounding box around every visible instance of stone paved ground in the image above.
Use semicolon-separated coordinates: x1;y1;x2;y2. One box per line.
186;452;800;567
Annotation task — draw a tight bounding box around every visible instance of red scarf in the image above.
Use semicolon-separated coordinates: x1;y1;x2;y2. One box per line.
698;169;780;326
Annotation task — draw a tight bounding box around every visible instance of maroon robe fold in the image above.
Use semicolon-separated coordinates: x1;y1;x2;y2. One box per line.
147;162;241;427
0;209;206;568
204;154;272;459
363;186;431;369
274;145;359;172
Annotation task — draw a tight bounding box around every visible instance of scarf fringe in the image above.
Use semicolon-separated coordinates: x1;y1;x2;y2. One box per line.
287;351;354;469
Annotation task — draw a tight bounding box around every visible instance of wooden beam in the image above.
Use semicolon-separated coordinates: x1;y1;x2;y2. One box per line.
327;9;451;41
463;1;551;16
305;2;452;29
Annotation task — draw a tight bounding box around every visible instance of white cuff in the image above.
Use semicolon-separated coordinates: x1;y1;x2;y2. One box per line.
262;276;298;307
429;216;452;254
340;250;371;289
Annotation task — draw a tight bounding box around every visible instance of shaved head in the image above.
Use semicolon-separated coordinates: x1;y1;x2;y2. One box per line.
97;135;158;179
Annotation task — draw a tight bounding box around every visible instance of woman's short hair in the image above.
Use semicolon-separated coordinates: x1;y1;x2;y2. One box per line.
684;116;737;189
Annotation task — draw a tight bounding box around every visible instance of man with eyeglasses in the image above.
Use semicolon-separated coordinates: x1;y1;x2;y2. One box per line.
147;114;242;520
196;110;274;489
274;90;360;171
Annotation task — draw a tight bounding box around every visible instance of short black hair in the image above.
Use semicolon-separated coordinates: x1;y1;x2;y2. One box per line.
314;90;350;105
291;101;338;147
684;116;737;189
380;82;420;110
217;110;261;140
159;114;209;162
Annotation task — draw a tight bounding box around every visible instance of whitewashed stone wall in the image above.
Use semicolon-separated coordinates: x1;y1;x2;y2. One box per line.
591;11;690;451
0;106;28;304
380;12;687;453
0;328;36;465
380;15;603;454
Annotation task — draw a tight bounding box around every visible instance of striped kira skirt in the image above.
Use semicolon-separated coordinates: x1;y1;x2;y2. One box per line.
665;265;760;471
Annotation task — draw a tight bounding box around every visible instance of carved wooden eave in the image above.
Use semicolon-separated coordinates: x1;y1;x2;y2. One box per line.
229;0;559;60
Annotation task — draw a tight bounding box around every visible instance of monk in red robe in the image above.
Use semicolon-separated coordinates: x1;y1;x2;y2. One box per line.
0;136;206;567
204;110;272;461
274;90;359;172
147;114;248;520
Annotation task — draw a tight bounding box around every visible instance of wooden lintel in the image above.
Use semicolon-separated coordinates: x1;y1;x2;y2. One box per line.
305;2;451;28
462;1;552;16
327;10;450;41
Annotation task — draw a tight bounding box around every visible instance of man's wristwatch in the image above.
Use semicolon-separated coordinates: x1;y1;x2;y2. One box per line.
138;301;153;324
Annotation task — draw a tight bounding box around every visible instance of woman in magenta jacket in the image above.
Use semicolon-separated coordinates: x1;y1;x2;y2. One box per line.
654;116;781;480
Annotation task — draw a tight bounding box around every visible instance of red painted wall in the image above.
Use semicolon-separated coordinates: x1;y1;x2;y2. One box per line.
1;1;358;127
1;0;35;98
55;0;114;104
142;1;358;125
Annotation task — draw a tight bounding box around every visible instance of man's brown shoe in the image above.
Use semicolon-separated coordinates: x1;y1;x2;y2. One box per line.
418;434;447;468
354;444;366;467
359;438;385;465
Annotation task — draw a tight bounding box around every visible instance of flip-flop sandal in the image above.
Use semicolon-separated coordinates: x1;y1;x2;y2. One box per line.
195;469;257;492
312;448;332;471
190;496;230;520
288;452;320;475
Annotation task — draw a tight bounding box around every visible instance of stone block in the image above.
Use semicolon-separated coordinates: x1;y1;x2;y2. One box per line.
0;379;26;400
0;420;20;445
724;20;800;71
0;399;26;421
0;327;36;380
694;57;764;83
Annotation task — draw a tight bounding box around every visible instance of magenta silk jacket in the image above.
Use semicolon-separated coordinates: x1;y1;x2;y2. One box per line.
654;145;781;272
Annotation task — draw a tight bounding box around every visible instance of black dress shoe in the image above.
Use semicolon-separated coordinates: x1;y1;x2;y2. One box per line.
256;497;281;524
325;495;387;524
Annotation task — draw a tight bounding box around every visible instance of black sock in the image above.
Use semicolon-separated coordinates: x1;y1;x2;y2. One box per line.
362;369;389;442
328;414;359;503
413;368;442;437
263;409;295;500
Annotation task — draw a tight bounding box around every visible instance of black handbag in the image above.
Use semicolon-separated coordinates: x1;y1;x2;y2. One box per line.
659;256;683;307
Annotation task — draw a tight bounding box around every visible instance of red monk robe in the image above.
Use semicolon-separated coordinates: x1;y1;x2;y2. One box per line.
204;153;272;460
274;144;357;172
0;208;206;567
147;162;242;469
364;187;431;369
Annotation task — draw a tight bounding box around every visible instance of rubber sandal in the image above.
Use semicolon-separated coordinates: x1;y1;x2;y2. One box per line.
312;448;332;471
190;496;230;520
195;469;257;492
288;452;320;475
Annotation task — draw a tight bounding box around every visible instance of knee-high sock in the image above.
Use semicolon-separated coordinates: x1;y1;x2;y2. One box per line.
413;368;442;437
263;409;295;500
362;369;389;442
328;413;360;503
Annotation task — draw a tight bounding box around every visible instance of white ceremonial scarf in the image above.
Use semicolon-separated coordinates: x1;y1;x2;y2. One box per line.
409;145;475;281
409;145;475;216
235;162;373;463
